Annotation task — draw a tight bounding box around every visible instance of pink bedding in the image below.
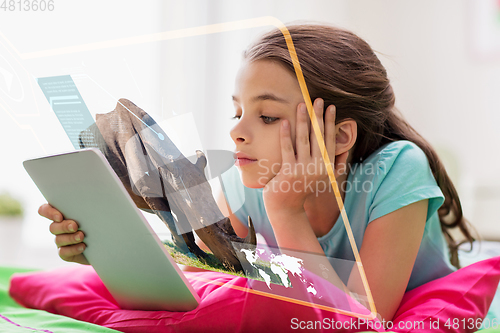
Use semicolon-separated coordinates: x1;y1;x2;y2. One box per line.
9;256;500;333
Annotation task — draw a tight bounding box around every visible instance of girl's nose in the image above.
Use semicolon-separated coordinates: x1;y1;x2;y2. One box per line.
230;121;249;144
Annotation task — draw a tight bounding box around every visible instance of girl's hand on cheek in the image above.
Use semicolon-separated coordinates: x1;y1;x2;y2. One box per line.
262;98;348;215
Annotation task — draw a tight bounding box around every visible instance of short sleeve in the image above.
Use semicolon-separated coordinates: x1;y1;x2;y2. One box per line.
368;141;445;223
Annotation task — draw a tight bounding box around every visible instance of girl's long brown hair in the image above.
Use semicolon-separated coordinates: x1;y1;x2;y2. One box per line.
243;24;474;268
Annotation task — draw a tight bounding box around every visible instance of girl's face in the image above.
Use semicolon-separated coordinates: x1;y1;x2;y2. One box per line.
230;60;305;188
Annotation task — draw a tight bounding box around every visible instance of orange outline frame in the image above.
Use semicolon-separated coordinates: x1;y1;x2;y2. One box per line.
4;16;377;319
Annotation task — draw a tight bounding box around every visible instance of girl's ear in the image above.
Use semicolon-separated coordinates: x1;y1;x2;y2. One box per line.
335;119;357;156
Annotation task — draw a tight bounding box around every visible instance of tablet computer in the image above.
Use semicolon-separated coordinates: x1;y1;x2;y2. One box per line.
23;148;200;311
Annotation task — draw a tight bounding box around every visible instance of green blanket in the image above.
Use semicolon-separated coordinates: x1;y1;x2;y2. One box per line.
0;266;119;333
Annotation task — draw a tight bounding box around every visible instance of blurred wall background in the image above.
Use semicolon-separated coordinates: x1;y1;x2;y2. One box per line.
0;0;499;269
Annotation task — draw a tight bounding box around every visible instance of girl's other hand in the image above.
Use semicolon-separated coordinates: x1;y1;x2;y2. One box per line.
38;203;90;265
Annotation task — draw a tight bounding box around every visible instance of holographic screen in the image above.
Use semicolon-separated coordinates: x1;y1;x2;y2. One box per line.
1;13;373;318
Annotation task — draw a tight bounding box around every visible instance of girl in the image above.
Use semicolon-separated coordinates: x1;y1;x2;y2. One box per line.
39;24;474;322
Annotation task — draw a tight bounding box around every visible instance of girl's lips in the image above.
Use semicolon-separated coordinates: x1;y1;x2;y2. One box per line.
235;158;257;167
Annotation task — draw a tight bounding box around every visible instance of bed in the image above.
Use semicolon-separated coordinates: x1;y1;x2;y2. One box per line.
2;241;500;333
0;266;119;333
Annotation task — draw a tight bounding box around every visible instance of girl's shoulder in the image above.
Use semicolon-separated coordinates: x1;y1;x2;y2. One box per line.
360;140;430;177
365;139;425;162
354;141;444;224
350;140;441;206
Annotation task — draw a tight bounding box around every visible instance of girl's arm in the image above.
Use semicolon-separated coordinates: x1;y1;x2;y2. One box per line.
182;191;247;272
267;196;428;322
263;98;428;321
350;199;427;322
216;190;249;238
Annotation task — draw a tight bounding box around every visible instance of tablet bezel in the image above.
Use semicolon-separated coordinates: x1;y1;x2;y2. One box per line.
24;148;201;311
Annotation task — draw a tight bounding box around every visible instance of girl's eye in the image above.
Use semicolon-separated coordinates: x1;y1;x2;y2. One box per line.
232;115;241;120
260;115;279;124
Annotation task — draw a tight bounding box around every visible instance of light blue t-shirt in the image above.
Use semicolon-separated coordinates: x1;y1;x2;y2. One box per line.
221;140;455;291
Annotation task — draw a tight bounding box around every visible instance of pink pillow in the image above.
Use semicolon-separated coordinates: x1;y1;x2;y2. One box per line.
9;256;500;333
9;266;383;333
390;255;500;332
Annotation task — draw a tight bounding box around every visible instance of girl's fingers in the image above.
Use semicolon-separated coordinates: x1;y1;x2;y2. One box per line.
49;220;79;235
325;104;336;163
295;103;310;163
58;244;89;264
54;231;85;248
310;98;325;159
38;203;63;222
280;119;295;168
